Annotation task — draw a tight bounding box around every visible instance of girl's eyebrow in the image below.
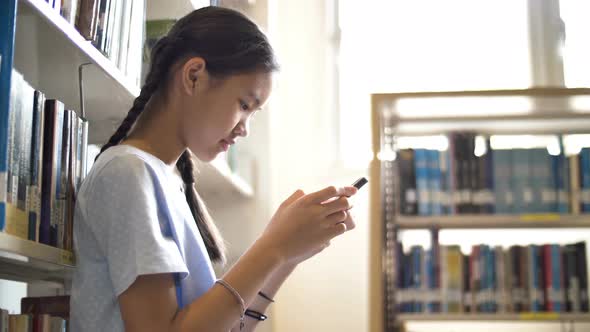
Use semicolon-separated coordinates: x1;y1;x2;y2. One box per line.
247;91;261;108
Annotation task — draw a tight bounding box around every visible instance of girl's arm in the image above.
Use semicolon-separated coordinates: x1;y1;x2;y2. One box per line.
119;237;282;332
230;263;297;332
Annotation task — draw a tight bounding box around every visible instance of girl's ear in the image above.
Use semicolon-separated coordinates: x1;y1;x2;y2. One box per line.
181;57;206;95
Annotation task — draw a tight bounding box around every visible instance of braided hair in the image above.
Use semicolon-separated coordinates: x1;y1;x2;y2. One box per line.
97;7;278;263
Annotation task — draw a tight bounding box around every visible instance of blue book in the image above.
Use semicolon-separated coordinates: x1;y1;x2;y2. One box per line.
0;0;17;231
484;140;495;214
581;148;590;212
530;149;553;213
428;150;442;215
512;149;532;214
425;249;435;312
411;246;424;312
529;245;543;312
493;150;513;214
414;149;430;216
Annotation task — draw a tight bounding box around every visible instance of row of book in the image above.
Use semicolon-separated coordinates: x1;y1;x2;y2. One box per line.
0;311;67;332
0;69;89;250
0;296;70;331
398;133;590;216
44;0;146;87
395;241;589;314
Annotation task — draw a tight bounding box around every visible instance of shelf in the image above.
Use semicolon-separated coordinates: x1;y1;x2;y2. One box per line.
15;0;139;144
0;232;74;283
396;214;590;229
196;157;254;200
397;313;590;322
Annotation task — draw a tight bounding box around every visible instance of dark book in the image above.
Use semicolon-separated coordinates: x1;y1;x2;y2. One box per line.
64;110;78;251
28;90;45;242
466;133;479;214
510;246;524;312
563;244;580;312
463;253;471;312
398;149;417;215
574;242;589;311
56;110;72;249
40;100;64;245
21;296;69;320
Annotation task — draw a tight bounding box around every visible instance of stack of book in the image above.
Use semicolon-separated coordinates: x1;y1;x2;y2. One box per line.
0;69;89;250
396;241;589;314
398;132;590;216
44;0;146;86
0;296;69;331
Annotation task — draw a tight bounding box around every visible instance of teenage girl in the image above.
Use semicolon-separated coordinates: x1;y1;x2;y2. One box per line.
70;6;358;332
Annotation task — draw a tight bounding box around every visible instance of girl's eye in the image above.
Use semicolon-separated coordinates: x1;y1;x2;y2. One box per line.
240;101;250;111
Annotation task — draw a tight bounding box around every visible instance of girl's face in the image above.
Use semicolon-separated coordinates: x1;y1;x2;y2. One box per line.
179;66;273;162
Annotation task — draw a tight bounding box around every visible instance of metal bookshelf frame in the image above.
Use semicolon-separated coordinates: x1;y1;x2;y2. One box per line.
370;88;590;332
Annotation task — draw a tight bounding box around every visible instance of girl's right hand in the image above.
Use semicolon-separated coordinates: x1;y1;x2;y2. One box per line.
259;186;358;265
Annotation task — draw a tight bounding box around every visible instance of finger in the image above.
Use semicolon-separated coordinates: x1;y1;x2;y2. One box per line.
304;185;357;204
342;210;356;231
280;189;305;208
322;196;352;216
328;222;348;238
326;210;348;224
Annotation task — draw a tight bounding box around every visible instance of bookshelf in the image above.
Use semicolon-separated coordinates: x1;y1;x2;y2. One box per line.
369;88;590;332
0;232;74;283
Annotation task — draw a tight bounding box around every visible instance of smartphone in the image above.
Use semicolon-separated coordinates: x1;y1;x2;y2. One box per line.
352;177;368;190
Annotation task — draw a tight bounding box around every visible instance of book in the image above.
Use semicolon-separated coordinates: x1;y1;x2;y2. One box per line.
21;296;69;321
414;149;430;216
75;0;99;40
398;149;417;215
40;100;64;245
570;154;582;214
580;148;590;212
28;90;45;242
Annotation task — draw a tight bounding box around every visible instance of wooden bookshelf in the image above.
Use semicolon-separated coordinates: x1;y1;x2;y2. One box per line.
396;214;590;229
370;89;590;332
15;0;139;144
0;232;74;283
397;313;590;322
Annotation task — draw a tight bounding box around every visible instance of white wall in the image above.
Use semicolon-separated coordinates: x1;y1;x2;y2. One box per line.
266;0;370;331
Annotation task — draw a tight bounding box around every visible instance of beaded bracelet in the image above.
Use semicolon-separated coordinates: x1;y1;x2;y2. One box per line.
215;279;245;330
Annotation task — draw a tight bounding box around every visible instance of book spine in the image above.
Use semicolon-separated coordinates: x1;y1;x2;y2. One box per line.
581;148;590;212
40;100;62;245
543;244;553;311
0;0;18;232
570;154;581;214
552;244;564;312
575;242;589;311
399;149;417;215
493;150;513;214
428;149;442;215
471;245;481;312
565;244;581;311
19;81;35;241
414;149;430;216
463;253;471;312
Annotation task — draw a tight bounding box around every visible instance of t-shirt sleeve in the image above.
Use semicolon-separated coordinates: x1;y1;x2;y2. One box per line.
85;155;188;296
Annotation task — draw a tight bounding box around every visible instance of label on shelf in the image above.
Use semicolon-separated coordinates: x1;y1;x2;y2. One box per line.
519;214;561;222
59;250;74;265
518;312;560;321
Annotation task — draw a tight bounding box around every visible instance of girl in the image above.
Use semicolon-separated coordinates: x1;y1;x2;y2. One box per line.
70;6;358;332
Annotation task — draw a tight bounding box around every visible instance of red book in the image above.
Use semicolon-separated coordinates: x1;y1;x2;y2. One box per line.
544;244;553;311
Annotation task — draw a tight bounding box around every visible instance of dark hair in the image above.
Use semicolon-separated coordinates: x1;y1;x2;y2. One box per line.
97;6;278;263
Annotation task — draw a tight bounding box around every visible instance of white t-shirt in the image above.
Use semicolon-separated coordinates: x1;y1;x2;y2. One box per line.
70;145;216;331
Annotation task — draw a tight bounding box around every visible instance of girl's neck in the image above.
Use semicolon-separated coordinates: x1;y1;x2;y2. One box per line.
122;100;186;167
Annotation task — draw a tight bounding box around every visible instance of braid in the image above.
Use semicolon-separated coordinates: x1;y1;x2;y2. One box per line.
177;151;226;263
